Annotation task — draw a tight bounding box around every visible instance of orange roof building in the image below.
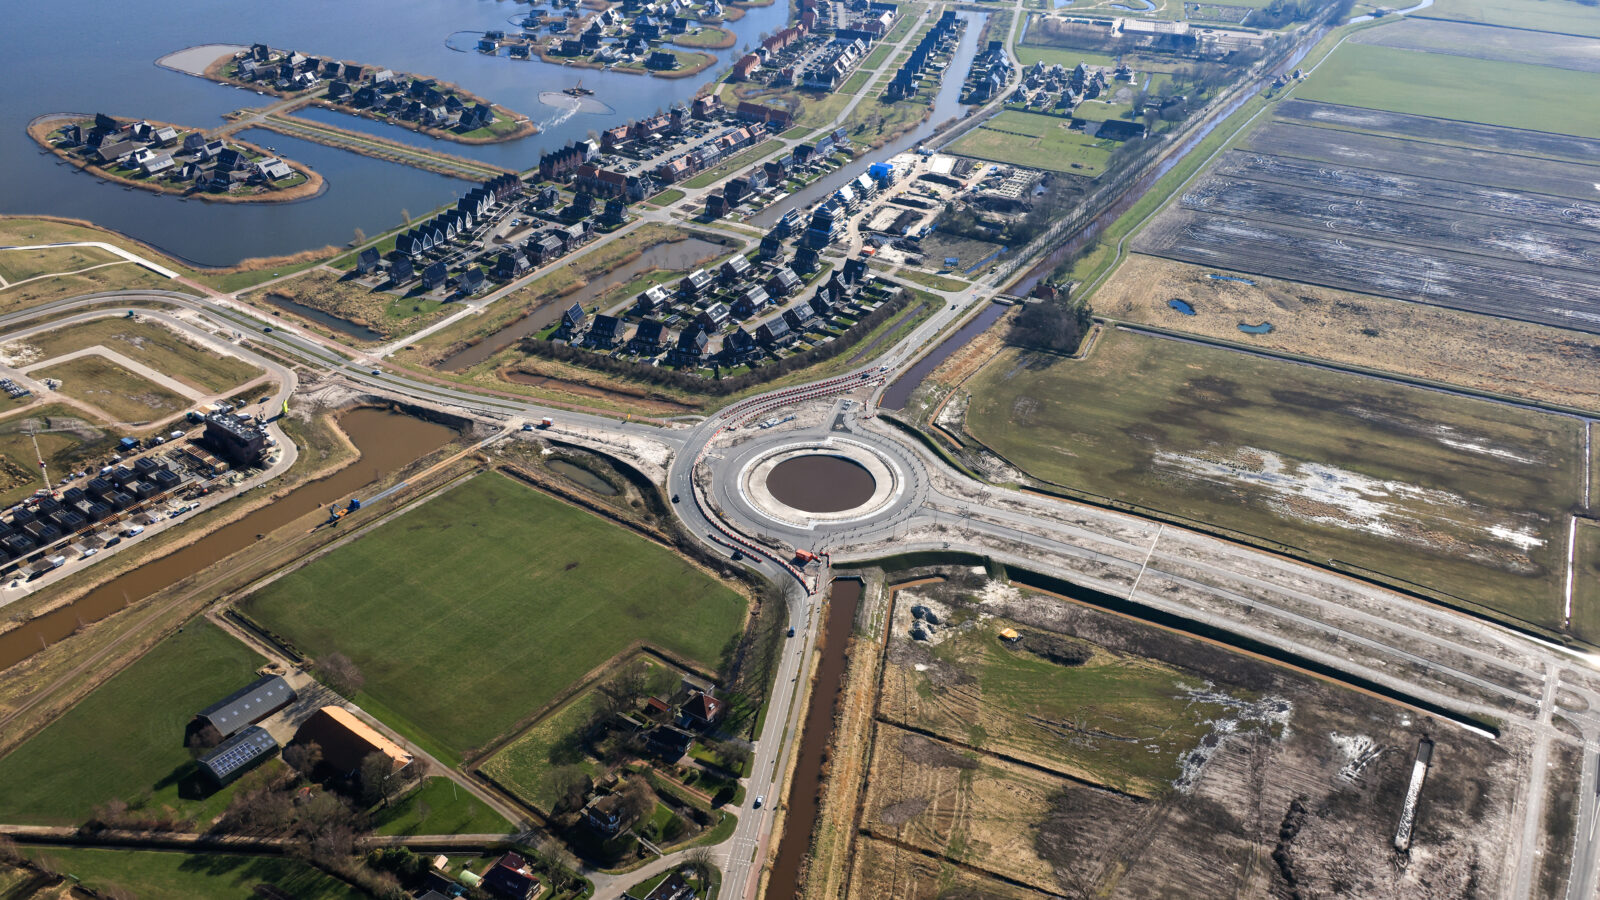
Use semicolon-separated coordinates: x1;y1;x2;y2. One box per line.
294;706;413;774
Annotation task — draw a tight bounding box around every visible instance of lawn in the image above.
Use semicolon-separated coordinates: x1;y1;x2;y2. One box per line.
242;472;747;762
796;90;857;130
21;848;363;900
963;329;1583;630
32;355;190;424
949;110;1113;175
683;140;784;188
0;245;118;283
0;623;266;825
372;776;515;836
1419;0;1600;37
1297;42;1600;139
15;317;261;395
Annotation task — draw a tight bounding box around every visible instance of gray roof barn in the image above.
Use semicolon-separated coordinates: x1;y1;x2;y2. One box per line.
196;674;296;738
197;725;279;785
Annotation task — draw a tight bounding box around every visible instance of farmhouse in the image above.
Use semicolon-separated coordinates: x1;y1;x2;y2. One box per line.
481;852;542;900
293;706;413;775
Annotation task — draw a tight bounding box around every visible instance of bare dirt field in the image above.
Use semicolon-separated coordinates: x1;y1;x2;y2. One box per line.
1352;18;1600;72
1094;254;1600;412
1273;99;1600;163
843;570;1533;898
1136;131;1600;333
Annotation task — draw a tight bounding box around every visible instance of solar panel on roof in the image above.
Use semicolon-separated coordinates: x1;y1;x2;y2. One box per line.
198;726;278;781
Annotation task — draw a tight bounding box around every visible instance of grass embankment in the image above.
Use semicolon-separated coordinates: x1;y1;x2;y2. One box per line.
245;267;450;342
1095;254;1600;413
20;848;364;900
372;776;515;836
962;328;1582;630
949;110;1113;175
242;471;748;764
33;355;191;424
0;215;337;297
1297;42;1600;138
0;623;264;825
12;317;261;395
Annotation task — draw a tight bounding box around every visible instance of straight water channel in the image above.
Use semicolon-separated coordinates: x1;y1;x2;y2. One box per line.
768;576;861;900
0;409;454;672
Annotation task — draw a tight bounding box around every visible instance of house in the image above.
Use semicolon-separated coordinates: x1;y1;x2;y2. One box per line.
696;303;731;332
766;267;802;297
292;706;413;776
671;327;709;364
493;252;530;281
194;675;296;740
584;793;631;836
722;326;757;362
197;726;278;786
560;302;587;336
355;247;382;275
719;255;753;285
679;268;714;300
256;159;295;181
459;267;487;296
587;314;627;349
793;245;820;274
784;305;818;334
629;318;665;353
422;261;449;291
215;147;248;172
481;852;541;900
326;79;352;101
602;197;628;226
94;140;139;165
732;285;770;317
141;153;175;177
647;50;679;70
151;125;178;146
755;315;791;345
388;256;414;284
636;284;672;315
528;233;564;265
647;724;695;761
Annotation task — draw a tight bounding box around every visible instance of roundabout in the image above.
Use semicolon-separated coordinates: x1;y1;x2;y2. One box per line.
738;438;902;528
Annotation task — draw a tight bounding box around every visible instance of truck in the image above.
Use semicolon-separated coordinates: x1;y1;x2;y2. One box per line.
793;548;818;564
45;555;67;570
539;417;554;429
123;525;145;538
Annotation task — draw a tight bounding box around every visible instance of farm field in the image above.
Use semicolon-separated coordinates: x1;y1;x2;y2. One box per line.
1135;112;1600;334
949;110;1113;175
961;329;1582;629
1270;98;1600;163
18;848;364;900
32;355;190;424
0;622;265;825
1295;43;1600;138
879;609;1242;797
1419;0;1600;37
5;317;261;395
1352;17;1600;72
242;471;747;763
845;571;1527;897
1574;522;1600;646
1092;254;1600;413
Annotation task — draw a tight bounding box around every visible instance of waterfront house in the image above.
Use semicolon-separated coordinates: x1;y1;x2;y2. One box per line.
356;248;381;275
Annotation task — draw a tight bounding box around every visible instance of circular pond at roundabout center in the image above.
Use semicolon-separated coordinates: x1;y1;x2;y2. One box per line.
764;454;877;513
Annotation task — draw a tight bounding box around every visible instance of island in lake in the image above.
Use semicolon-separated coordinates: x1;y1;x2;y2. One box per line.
206;43;535;143
30;113;322;203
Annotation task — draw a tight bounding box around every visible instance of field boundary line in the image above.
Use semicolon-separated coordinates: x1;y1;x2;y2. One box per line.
874;717;1151;801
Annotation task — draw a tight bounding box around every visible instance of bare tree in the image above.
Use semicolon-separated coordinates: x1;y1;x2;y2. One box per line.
313;652;365;698
284;741;323;778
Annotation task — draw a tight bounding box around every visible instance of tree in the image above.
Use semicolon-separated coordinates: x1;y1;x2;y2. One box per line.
551;766;592;814
352;227;366;245
313;652;364;698
359;753;400;808
1011;296;1093;354
284;741;323;778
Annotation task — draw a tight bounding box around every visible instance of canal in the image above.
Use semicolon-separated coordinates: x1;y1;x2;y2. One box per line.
768;576;861;900
880;300;1008;410
0;408;455;671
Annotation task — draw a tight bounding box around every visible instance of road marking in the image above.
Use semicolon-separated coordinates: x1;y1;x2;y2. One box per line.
1126;523;1164;600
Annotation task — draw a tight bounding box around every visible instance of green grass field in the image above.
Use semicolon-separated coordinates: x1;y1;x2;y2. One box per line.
949;110;1113;175
1420;0;1600;37
22;848;363;900
243;472;747;763
1573;522;1600;646
898;617;1238;796
33;355;190;424
20;317;261;395
372;776;515;836
683;140;783;189
1298;42;1600;138
0;246;118;283
0;623;265;825
963;330;1582;630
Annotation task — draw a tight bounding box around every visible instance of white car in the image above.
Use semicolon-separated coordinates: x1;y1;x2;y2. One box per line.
82;548;98;558
753;795;764;809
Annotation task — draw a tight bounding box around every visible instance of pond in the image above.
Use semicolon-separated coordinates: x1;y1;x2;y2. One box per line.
1168;298;1195;316
263;292;384;342
765;455;876;513
547;458;620;496
1238;321;1275;334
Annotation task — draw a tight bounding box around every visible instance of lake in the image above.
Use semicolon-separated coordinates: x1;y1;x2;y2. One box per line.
0;0;786;266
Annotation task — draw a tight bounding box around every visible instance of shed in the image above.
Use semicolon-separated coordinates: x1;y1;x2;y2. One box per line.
197;725;279;785
195;674;296;739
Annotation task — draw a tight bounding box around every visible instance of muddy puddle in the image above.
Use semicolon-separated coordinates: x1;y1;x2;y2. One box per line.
437;236;727;371
0;409;454;672
547;459;619;496
769;576;861;900
766;455;875;513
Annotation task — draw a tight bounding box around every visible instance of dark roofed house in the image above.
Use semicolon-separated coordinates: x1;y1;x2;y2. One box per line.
766;267;802;297
355;247;381;275
587;314;627;349
732;284;770;317
723;326;757;362
422;260;449;291
481;851;540;900
647;724;695;761
755;315;791;345
671;327;709;365
696;303;731;332
388;256;414;284
629;318;665;354
195;675;296;740
493;252;530;281
679;268;714;300
720;254;752;284
459;267;487;296
784;305;817;333
197;725;278;785
562;302;587;333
